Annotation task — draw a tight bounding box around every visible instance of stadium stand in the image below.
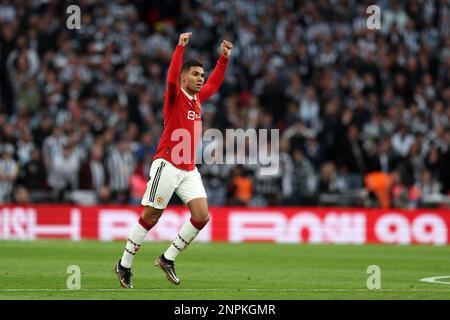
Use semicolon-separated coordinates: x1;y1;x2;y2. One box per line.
0;0;449;208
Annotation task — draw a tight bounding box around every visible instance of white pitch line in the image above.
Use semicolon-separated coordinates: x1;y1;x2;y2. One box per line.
420;276;450;285
1;288;450;293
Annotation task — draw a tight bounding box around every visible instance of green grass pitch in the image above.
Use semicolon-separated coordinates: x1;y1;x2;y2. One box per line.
0;240;449;300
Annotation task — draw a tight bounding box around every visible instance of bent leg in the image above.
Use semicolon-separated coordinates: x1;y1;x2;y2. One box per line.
119;159;178;269
120;206;163;269
155;168;209;285
163;197;210;262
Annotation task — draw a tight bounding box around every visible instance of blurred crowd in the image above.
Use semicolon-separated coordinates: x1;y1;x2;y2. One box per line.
0;0;449;208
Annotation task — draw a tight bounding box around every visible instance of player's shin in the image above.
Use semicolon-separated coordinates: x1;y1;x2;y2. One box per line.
163;217;207;261
120;217;154;268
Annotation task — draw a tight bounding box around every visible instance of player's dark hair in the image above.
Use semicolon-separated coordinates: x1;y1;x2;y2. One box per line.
182;59;203;73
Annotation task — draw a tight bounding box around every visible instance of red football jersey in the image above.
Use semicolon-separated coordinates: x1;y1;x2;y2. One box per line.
153;45;229;171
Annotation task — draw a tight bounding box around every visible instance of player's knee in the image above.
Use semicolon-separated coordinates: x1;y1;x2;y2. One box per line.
147;215;160;225
141;207;163;225
196;214;210;226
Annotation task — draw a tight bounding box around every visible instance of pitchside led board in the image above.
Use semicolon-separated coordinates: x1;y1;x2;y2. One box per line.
0;206;448;245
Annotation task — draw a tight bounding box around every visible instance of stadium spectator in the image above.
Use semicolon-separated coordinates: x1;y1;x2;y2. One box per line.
365;171;393;209
392;124;416;158
17;149;47;192
47;142;82;202
336;124;367;177
31;115;53;149
16;129;35;166
106;137;136;204
0;144;18;203
129;168;148;206
415;169;443;208
11;185;31;204
303;136;327;170
298;86;320;135
78;144;110;203
390;169;418;208
42;126;67;170
318;162;345;195
366;138;400;173
250;139;290;206
199;159;231;206
285;148;317;205
226;164;253;206
135;131;157;164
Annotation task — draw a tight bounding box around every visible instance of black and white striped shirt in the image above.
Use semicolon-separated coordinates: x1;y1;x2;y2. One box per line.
0;158;18;202
106;148;135;192
90;160;105;192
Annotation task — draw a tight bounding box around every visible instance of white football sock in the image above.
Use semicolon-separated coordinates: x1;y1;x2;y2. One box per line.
121;219;150;268
164;219;201;261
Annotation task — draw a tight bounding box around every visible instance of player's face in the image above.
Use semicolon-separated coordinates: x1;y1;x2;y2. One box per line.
182;67;205;93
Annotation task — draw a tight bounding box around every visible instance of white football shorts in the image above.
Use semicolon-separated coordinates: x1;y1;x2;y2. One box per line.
141;158;207;209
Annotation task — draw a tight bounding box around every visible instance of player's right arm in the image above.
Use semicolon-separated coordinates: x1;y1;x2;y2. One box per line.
165;32;191;105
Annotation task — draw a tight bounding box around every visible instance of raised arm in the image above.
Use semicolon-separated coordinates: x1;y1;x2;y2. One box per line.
165;32;192;105
199;40;233;103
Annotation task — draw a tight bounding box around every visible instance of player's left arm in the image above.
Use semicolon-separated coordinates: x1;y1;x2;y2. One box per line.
199;40;233;103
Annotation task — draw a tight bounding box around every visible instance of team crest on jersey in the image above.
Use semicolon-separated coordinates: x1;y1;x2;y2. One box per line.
156;195;165;204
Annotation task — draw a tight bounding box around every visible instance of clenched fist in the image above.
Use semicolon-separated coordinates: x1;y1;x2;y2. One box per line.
178;32;192;47
220;40;233;57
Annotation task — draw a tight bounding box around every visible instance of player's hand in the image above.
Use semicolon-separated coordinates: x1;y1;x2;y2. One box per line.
178;32;192;47
220;40;233;57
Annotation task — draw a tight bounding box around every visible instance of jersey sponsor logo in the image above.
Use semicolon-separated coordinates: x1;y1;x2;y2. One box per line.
187;110;201;120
